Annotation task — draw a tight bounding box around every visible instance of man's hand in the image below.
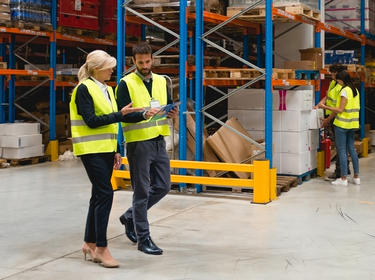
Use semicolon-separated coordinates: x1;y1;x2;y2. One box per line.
120;103;143;116
113;153;122;170
167;108;178;119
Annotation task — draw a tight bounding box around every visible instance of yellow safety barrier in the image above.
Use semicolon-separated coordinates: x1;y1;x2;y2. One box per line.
111;157;277;204
45;140;59;161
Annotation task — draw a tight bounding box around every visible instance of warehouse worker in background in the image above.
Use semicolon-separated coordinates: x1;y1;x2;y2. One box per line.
116;42;178;255
316;64;349;180
70;50;142;268
318;70;360;186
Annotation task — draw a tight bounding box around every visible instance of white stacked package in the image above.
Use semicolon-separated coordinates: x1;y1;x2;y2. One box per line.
228;87;320;175
325;0;375;35
0;123;44;159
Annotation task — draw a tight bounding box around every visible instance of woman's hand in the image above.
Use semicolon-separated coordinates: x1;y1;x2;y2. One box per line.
120;103;143;116
113;153;122;170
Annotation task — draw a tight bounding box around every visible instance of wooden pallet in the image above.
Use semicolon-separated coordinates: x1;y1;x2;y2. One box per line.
276;175;298;193
4;155;50;167
128;3;180;21
12;21;52;31
204;68;262;79
227;4;320;21
272;68;295;79
57;26;98;38
56;75;77;82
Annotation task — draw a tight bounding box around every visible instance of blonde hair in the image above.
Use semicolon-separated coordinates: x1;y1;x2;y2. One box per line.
77;50;116;82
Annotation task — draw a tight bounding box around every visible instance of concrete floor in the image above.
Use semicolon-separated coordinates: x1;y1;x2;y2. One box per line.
1;154;375;280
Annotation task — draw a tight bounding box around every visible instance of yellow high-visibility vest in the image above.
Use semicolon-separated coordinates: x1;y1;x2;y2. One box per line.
117;72;170;143
333;86;360;129
325;80;342;115
70;79;118;156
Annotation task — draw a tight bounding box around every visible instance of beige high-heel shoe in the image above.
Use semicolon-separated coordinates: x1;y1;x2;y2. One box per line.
94;255;119;268
82;246;96;262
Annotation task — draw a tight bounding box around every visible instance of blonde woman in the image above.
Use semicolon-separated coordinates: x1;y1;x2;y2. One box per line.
70;50;142;268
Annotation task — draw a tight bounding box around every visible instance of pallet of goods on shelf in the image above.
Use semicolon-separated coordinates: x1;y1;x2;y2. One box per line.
0;0;10;23
58;0;99;34
9;0;52;31
325;0;375;35
226;1;320;21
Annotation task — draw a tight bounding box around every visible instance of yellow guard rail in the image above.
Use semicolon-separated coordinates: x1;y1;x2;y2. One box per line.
112;158;277;204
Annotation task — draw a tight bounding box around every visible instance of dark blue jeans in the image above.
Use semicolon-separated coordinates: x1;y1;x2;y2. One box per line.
81;152;115;247
334;125;359;177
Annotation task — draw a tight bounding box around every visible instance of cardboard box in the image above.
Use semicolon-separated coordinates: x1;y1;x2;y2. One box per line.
227;110;282;131
246;130;265;141
275;151;311;175
310;149;318;169
228;89;278;110
284;60;317;70
309;109;324;129
0;123;40;136
280;110;310;132
206;117;260;179
309;129;320;150
0;134;42;148
299;48;323;70
59;139;73;154
274;131;310;153
2;145;44;159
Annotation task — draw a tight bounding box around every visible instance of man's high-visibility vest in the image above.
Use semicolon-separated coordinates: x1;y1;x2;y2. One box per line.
118;72;170;143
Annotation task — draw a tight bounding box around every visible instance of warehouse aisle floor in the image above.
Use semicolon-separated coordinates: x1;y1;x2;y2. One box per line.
1;153;375;280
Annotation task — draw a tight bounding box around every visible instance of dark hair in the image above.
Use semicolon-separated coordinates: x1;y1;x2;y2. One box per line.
329;64;347;73
132;41;152;57
336;70;358;97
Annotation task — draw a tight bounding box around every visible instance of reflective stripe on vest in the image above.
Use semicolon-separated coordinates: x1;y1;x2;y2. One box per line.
72;133;117;144
326;81;342;115
333;86;360;129
69;79;119;156
118;72;170;143
123;119;169;132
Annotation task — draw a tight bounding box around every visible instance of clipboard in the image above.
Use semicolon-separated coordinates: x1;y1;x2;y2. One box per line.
150;101;181;121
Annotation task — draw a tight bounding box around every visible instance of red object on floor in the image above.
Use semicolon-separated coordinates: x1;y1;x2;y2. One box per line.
321;138;332;169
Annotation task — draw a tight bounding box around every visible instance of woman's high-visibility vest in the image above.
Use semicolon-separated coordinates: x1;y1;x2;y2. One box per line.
333;86;360;129
118;72;170;143
325;80;342;115
70;79;118;156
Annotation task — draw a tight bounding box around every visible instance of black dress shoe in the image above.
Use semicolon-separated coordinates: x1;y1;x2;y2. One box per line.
119;216;137;243
138;237;163;255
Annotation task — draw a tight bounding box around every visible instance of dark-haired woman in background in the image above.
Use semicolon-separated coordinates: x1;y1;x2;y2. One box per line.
318;70;360;186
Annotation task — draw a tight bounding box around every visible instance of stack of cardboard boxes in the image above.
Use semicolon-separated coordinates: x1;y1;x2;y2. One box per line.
0;123;44;159
228;87;320;176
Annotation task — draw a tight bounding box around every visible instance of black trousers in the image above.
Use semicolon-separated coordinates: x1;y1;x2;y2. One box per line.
121;138;170;243
81;152;115;247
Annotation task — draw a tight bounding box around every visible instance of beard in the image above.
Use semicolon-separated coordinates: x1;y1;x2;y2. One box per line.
137;66;151;76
